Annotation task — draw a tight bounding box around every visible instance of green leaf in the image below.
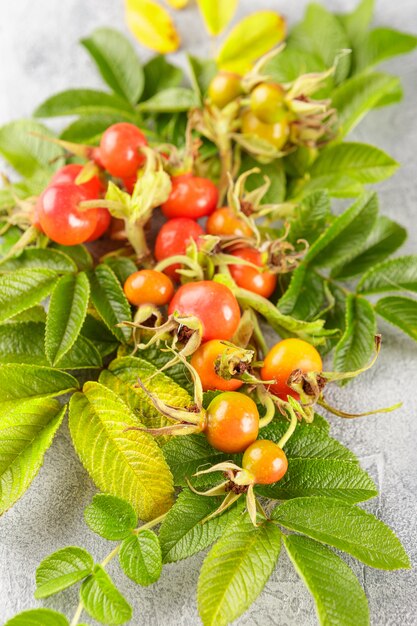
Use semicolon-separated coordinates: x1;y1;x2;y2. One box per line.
0;399;66;514
240;154;286;203
163;434;229;487
187;55;217;102
138;87;199;113
304;192;379;271
103;256;138;286
197;516;281;626
278;265;328;321
332;216;407;279
375;296;417;341
309;143;398;185
274;497;410;569
61;114;126;144
338;0;374;49
258;459;377;503
119;530;162;585
0;268;58;323
100;355;192;432
217;11;286;75
196;0;238;36
0;364;78;403
84;493;137;540
159;488;243;563
265;47;326;83
4;609;69;626
289;3;351;83
355;28;417;72
34;89;136;120
80;314;119;357
45;273;90;366
0;120;64;177
288;190;330;244
7;305;46;324
0;248;77;274
35;546;94;599
81;28;144;104
332;72;401;137
358;256;417;294
283;534;370;626
141;56;183;101
51;244;93;271
88;264;132;343
69;382;174;520
81;564;132;625
333;295;376;376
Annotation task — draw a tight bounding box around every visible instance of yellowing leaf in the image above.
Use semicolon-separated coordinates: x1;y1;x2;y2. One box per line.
217;11;287;74
197;0;238;36
69;382;174;521
125;0;180;54
165;0;189;9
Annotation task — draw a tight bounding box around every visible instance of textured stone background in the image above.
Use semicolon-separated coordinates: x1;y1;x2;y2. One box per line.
0;1;416;624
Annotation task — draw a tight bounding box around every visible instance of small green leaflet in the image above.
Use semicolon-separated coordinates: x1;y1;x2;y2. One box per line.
355;27;417;73
35;546;94;599
51;243;93;271
141;55;183;101
0;364;78;403
375;296;417;341
0;268;58;323
258;458;377;503
81;28;144;104
69;382;174;520
45;272;90;366
288;190;330;245
0;400;66;514
0;248;77;274
283;534;370;626
197;515;281;626
274;497;410;570
333;295;376;376
187;55;217;102
357;256;417;294
84;493;137;541
337;0;374;50
159;488;243;563
88;264;132;342
277;264;329;321
81;565;132;625
4;608;69;626
119;530;162;586
80;314;119;358
138;87;200;113
34;89;137;121
163;434;229;487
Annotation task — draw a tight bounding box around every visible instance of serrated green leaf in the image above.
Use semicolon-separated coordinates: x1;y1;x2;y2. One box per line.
239;154;286;204
265;46;327;83
332;72;401;137
355;27;417;73
0;364;78;403
84;493;137;540
332;216;407;279
278;265;327;321
45;273;90;366
0;268;58;323
138;87;199;113
283;534;369;626
305;192;378;270
81;564;132;625
51;244;93;271
34;89;136;120
197;516;281;626
0;248;77;274
88;264;132;343
333;295;376;376
35;546;94;599
4;608;69;626
274;497;410;569
196;0;237;36
163;434;229;487
69;382;174;520
81;28;144;104
7;305;46;324
0;120;64;177
80;314;119;358
141;56;183;101
217;11;286;75
159;488;243;563
309;143;398;185
60;114;127;144
119;530;162;585
103;257;138;286
258;459;377;503
288;191;330;244
338;0;374;49
100;355;192;433
358;256;417;294
375;296;417;341
187;55;217;102
0;399;66;514
260;420;357;462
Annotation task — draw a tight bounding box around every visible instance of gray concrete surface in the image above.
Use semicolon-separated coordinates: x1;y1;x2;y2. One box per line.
0;0;416;624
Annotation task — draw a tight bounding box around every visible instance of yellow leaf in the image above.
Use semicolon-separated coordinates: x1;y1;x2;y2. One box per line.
125;0;181;54
165;0;189;8
197;0;238;36
217;11;287;74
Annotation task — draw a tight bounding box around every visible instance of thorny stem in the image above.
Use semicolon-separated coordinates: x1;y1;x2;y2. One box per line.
68;512;167;626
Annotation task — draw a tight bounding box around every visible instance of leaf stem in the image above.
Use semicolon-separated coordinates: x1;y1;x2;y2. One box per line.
278;407;298;448
69;601;84;626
